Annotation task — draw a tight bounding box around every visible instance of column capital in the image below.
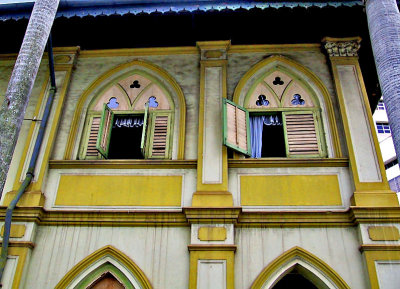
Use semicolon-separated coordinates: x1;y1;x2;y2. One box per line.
197;40;231;60
322;37;361;57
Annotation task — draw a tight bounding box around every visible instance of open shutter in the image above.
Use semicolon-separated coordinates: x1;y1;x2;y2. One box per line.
284;112;320;157
149;113;170;158
222;99;251;156
140;103;149;156
96;104;114;158
86;116;101;158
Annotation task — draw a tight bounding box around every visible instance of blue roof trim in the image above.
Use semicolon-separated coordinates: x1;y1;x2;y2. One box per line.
0;1;364;21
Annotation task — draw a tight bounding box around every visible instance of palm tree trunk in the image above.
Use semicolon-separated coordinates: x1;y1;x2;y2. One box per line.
0;0;60;196
366;0;400;166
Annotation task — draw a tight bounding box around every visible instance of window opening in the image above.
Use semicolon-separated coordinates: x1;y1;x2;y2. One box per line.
377;123;391;134
272;268;319;289
250;113;286;158
108;114;144;159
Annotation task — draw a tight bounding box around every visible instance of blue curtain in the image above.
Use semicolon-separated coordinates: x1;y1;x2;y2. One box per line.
249;115;282;158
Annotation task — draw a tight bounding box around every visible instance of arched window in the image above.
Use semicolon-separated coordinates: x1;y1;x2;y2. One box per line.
79;71;175;160
224;56;335;159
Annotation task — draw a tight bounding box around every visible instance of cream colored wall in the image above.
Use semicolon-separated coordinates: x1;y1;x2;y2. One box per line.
235;227;368;289
22;226;190;289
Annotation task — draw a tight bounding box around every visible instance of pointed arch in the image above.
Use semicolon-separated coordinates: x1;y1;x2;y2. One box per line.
233;55;341;157
55;245;152;289
251;247;350;289
64;59;186;160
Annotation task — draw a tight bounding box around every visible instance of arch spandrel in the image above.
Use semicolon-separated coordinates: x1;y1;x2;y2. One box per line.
133;83;171;111
92;85;131;111
282;81;315;108
118;74;152;105
251;247;350;289
54;245;152;289
263;70;292;100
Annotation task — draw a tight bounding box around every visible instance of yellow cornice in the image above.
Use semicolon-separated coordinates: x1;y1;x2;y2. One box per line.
188;244;237;252
0;241;35;249
360;245;400;252
80;46;199;58
197;40;231;51
49;159;197;169
183;207;241;224
238;211;352;227
350;207;400;223
228;158;349;168
229;43;321;53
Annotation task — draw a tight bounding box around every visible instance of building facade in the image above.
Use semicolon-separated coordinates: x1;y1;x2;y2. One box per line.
1;1;400;289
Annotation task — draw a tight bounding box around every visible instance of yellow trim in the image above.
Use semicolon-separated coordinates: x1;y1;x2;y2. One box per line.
1;225;26;238
361;248;400;289
3;247;30;289
196;59;229;193
197;40;231;51
228;158;348;168
251;246;350;289
12;74;50;191
232;55;341;157
329;56;396;202
64;59;186;160
54;245;152;289
229;43;321;54
198;227;227;241
188;245;235;289
3;190;45;207
80;46;198;58
49;159;197;169
55;175;182;207
368;226;400;241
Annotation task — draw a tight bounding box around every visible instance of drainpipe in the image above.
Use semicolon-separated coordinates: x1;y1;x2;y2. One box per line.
0;34;56;285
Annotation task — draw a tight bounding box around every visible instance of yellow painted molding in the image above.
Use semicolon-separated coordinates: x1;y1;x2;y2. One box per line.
4;247;31;289
197;40;231;51
368;226;400;241
238;211;352;227
228;158;349;168
229;43;321;53
192;191;233;207
232;54;342;157
3;191;45;207
80;46;198;58
188;246;235;289
64;59;186;160
361;248;400;289
251;246;350;289
184;207;241;224
350;207;400;223
351;191;399;207
48;159;197;169
1;225;26;238
204;50;224;59
198;227;227;241
0;241;34;249
54;245;152;289
188;244;236;251
322;36;362;44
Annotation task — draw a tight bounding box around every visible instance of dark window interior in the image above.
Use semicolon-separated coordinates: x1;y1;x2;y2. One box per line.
272;270;319;289
261;113;286;158
108;114;144;159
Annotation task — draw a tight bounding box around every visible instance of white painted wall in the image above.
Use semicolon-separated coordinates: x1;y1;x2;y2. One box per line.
22;226;190;289
235;227;368;289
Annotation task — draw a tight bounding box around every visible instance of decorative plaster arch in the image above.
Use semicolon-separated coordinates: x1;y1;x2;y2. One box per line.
250;247;350;289
233;55;341;157
64;59;186;160
54;245;152;289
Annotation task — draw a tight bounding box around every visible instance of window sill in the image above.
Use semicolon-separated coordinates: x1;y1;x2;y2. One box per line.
49;159;197;169
228;158;349;168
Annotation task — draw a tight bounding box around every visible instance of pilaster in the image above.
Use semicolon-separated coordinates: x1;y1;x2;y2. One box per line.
323;37;398;207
